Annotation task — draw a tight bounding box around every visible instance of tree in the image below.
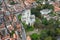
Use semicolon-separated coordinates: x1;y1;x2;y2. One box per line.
44;36;52;40
30;33;39;40
31;8;41;18
36;0;43;4
34;18;42;29
22;22;34;32
48;12;56;17
46;18;59;29
10;1;16;5
18;14;22;21
56;28;60;35
39;30;49;40
39;29;57;40
42;18;48;26
22;0;26;7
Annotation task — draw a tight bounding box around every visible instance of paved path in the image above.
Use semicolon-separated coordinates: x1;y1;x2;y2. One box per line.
27;29;41;35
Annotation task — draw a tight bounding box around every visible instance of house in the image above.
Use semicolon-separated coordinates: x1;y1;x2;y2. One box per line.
27;35;31;40
0;11;4;17
25;0;35;4
0;17;4;24
0;22;8;36
24;0;35;8
7;24;14;32
21;9;35;25
0;11;4;24
53;0;60;12
5;11;10;15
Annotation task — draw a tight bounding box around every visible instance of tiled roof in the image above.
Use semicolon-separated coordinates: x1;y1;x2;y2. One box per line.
27;35;31;40
53;2;60;12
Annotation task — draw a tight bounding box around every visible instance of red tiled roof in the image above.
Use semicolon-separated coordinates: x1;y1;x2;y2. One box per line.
53;2;60;12
27;36;31;40
54;6;60;12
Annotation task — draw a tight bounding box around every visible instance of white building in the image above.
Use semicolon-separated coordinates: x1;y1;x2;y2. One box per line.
40;9;52;15
21;9;35;25
41;0;53;4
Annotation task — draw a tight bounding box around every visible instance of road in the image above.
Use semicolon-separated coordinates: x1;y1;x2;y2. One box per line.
15;13;26;40
21;23;26;40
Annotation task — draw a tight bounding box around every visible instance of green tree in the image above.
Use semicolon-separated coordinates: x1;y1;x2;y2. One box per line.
44;36;52;40
39;30;48;40
22;22;34;32
31;8;41;18
36;0;43;4
56;28;60;35
10;1;16;5
30;33;39;40
42;18;48;26
18;14;22;21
